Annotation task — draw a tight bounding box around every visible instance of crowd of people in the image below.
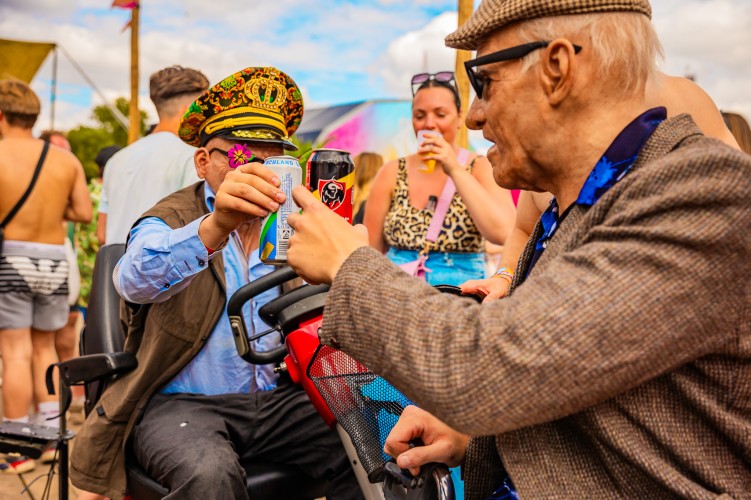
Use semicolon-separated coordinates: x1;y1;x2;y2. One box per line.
1;0;750;498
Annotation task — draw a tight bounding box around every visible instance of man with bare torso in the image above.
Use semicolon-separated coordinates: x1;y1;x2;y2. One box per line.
0;79;92;473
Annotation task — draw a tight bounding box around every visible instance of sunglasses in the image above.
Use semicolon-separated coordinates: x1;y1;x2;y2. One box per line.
411;71;456;96
464;41;582;99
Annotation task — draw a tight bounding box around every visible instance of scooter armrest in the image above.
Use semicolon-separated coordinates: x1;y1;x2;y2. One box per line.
57;352;137;386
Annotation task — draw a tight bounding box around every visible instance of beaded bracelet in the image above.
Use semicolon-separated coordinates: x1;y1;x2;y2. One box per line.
491;266;514;284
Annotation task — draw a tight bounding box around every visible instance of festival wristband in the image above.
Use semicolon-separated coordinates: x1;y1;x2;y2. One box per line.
491;267;514;284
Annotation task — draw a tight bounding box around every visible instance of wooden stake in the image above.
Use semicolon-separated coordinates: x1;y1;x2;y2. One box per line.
128;3;140;144
455;0;472;149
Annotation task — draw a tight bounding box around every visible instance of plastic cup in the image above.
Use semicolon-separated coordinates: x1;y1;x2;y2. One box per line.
416;130;436;173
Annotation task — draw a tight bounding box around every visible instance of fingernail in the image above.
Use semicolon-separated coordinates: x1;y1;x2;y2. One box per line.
269;202;279;211
400;455;412;468
259;209;268;217
275;192;285;202
272;176;280;186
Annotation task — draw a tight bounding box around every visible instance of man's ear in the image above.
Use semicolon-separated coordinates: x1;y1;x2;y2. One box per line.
194;147;209;179
540;39;577;107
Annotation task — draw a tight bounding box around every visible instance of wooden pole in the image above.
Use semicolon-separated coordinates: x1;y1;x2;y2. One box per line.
455;0;473;149
128;3;140;144
50;45;58;130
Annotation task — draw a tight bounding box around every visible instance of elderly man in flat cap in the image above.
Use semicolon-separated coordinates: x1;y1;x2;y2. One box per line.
70;67;361;500
281;1;750;498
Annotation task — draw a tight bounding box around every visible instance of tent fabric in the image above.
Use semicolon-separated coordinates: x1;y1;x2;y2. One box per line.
0;39;55;83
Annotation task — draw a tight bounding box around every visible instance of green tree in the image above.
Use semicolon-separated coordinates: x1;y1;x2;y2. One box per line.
68;97;148;181
67;126;111;179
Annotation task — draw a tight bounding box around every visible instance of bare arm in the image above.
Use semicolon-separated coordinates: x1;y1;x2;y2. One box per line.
65;160;93;223
96;212;107;246
460;190;544;301
363;160;398;253
449;155;516;244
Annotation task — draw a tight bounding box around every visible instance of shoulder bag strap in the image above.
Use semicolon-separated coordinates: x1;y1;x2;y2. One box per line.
424;148;470;244
0;140;50;227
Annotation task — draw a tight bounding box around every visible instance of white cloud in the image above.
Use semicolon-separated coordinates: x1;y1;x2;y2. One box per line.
653;0;751;118
2;0;750;134
378;12;459;98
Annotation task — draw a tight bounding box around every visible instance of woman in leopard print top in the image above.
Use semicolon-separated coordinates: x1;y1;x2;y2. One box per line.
364;73;516;286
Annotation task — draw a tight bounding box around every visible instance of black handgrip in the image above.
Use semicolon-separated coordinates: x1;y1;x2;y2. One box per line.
383;461;455;500
259;283;329;329
228;266;299;365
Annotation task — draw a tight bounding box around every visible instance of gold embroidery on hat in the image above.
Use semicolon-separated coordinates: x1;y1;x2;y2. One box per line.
245;70;288;112
230;129;288;141
200;108;286;137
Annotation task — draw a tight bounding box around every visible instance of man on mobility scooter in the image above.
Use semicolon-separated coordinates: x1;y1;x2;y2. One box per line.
282;0;751;498
70;67;361;500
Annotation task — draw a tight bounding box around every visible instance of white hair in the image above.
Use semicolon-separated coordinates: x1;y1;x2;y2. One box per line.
515;12;664;96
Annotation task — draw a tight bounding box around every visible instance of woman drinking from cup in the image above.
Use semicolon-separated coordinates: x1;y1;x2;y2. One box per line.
364;72;516;286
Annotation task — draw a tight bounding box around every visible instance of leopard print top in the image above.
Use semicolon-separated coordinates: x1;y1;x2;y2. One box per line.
383;157;484;253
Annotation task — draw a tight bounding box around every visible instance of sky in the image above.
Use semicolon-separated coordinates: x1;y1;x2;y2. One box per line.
1;0;749;133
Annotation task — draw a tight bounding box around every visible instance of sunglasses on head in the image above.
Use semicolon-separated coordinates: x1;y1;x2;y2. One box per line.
464;41;582;99
410;71;456;96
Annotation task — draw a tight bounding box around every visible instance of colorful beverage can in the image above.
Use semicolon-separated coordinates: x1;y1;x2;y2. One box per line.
306;148;355;224
259;155;302;265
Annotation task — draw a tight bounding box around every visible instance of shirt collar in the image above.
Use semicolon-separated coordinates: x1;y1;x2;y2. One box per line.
203;181;216;213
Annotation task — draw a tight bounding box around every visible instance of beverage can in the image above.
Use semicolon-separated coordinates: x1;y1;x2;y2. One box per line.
259;155;302;265
306;148;355;224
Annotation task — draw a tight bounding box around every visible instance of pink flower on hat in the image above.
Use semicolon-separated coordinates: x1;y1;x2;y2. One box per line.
227;143;255;169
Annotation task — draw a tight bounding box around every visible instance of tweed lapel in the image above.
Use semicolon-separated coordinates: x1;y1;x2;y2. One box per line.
508;114;702;296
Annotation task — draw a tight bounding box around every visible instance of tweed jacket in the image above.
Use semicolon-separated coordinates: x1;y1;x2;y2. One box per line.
70;183;228;500
321;115;751;498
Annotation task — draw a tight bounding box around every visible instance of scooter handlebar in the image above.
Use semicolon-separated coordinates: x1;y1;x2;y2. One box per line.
227;266;299;365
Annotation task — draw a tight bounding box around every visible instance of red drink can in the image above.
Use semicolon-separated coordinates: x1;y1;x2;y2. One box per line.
306;148;355;224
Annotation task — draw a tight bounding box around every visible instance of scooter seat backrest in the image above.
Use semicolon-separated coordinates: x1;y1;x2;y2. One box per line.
80;244;126;357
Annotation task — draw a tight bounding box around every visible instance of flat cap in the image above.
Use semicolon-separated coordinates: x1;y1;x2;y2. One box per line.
446;0;652;50
179;67;303;151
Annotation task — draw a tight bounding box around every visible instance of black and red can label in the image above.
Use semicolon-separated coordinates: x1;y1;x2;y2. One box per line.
307;148;355;224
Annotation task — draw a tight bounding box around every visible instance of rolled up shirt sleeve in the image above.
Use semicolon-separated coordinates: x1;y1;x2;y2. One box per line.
114;216;217;304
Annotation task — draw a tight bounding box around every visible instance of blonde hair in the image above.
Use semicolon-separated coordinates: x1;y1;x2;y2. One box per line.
353;152;384;217
516;12;663;97
722;112;751;154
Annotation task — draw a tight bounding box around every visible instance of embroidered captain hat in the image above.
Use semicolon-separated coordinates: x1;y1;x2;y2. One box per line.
445;0;652;50
179;67;304;151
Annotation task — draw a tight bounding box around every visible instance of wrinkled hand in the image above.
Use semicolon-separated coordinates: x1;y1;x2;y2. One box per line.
460;276;511;303
287;187;369;285
213;161;286;231
417;131;462;175
384;405;469;476
200;161;287;248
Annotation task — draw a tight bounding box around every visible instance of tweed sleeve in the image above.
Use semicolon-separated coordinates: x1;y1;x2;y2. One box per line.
321;141;751;438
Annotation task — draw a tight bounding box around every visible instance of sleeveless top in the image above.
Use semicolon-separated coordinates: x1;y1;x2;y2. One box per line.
383;157;484;253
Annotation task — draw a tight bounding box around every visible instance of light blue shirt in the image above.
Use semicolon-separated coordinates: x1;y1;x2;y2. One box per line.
115;183;282;395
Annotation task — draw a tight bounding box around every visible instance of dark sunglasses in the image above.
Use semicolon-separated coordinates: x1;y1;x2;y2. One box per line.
464;41;582;99
410;71;456;96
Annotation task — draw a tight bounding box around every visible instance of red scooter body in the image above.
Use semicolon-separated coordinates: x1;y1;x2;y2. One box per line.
282;316;336;427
